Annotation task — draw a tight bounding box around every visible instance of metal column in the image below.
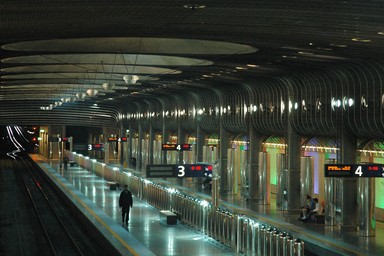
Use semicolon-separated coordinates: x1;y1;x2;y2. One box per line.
358;178;375;236
258;152;270;204
300;156;314;206
324;159;336;226
276;153;287;209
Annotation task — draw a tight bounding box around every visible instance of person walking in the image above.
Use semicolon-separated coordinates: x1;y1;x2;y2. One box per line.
119;185;133;225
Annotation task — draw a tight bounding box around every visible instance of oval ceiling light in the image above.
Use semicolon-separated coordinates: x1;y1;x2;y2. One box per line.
2;37;257;55
183;4;206;9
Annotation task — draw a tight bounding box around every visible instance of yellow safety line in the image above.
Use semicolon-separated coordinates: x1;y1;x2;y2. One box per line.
38;162;140;256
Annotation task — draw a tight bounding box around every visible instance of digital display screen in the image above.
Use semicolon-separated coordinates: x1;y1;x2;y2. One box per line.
146;164;210;178
88;143;105;151
161;144;193;151
108;137;118;142
325;164;384;178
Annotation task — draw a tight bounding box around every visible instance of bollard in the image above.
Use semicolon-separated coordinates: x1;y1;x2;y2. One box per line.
287;236;294;256
242;217;248;253
226;212;233;246
218;210;224;243
269;229;278;256
250;222;257;256
245;218;251;256
207;207;213;237
214;208;220;239
221;211;227;244
225;210;230;244
231;214;238;251
197;204;203;230
274;231;282;256
191;204;196;227
236;214;243;253
279;233;288;256
259;225;266;256
202;204;209;235
293;239;305;256
253;224;263;256
187;198;193;225
265;228;271;256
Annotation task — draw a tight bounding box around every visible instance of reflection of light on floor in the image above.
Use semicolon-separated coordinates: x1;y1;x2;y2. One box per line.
92;186;96;199
112;199;118;218
167;234;174;251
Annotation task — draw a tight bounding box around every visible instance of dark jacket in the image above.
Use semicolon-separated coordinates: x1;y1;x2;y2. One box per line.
119;190;133;208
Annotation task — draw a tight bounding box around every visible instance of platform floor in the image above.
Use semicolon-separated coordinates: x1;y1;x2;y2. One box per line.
109;163;384;256
35;157;234;256
36;156;384;256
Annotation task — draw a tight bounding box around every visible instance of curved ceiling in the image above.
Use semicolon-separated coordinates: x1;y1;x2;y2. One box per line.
1;1;384;127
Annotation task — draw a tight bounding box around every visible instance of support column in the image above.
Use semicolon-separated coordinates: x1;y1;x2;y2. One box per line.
178;125;186;164
148;124;155;165
119;123;125;165
248;128;262;200
340;126;357;230
47;125;54;160
196;125;206;163
102;127;109;165
137;123;144;172
128;124;134;166
287;123;301;211
219;127;231;193
162;127;169;165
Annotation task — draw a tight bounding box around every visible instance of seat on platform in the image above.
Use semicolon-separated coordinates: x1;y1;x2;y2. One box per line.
159;210;177;225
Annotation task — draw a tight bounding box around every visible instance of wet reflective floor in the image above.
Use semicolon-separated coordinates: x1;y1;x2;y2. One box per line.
50;161;234;256
38;157;384;256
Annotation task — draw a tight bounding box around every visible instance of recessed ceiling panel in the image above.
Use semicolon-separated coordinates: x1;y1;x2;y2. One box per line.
2;54;213;66
2;37;258;55
2;65;181;75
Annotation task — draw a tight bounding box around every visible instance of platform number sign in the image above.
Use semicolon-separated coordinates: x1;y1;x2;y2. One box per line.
162;144;193;151
88;143;104;151
355;166;363;177
146;164;210;178
177;165;185;177
325;164;384;178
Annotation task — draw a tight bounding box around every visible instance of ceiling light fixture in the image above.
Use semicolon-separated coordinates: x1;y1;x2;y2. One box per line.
183;4;206;9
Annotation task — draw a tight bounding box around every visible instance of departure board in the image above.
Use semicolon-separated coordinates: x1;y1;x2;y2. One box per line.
146;164;209;178
161;144;193;151
88;143;104;151
325;164;384;177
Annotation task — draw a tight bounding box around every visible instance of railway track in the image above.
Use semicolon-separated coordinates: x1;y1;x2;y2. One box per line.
16;157;84;255
1;154;122;256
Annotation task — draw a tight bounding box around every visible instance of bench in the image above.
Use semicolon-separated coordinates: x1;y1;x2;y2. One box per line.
159;210;177;225
314;214;325;224
107;182;119;190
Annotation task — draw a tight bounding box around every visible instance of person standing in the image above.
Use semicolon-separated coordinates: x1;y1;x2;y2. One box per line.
119;185;133;225
63;156;69;170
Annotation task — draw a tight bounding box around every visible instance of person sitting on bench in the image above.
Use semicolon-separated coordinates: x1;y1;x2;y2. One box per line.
300;198;323;222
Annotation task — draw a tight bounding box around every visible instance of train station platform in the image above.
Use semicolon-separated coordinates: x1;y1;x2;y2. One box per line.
32;154;384;255
31;155;234;256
